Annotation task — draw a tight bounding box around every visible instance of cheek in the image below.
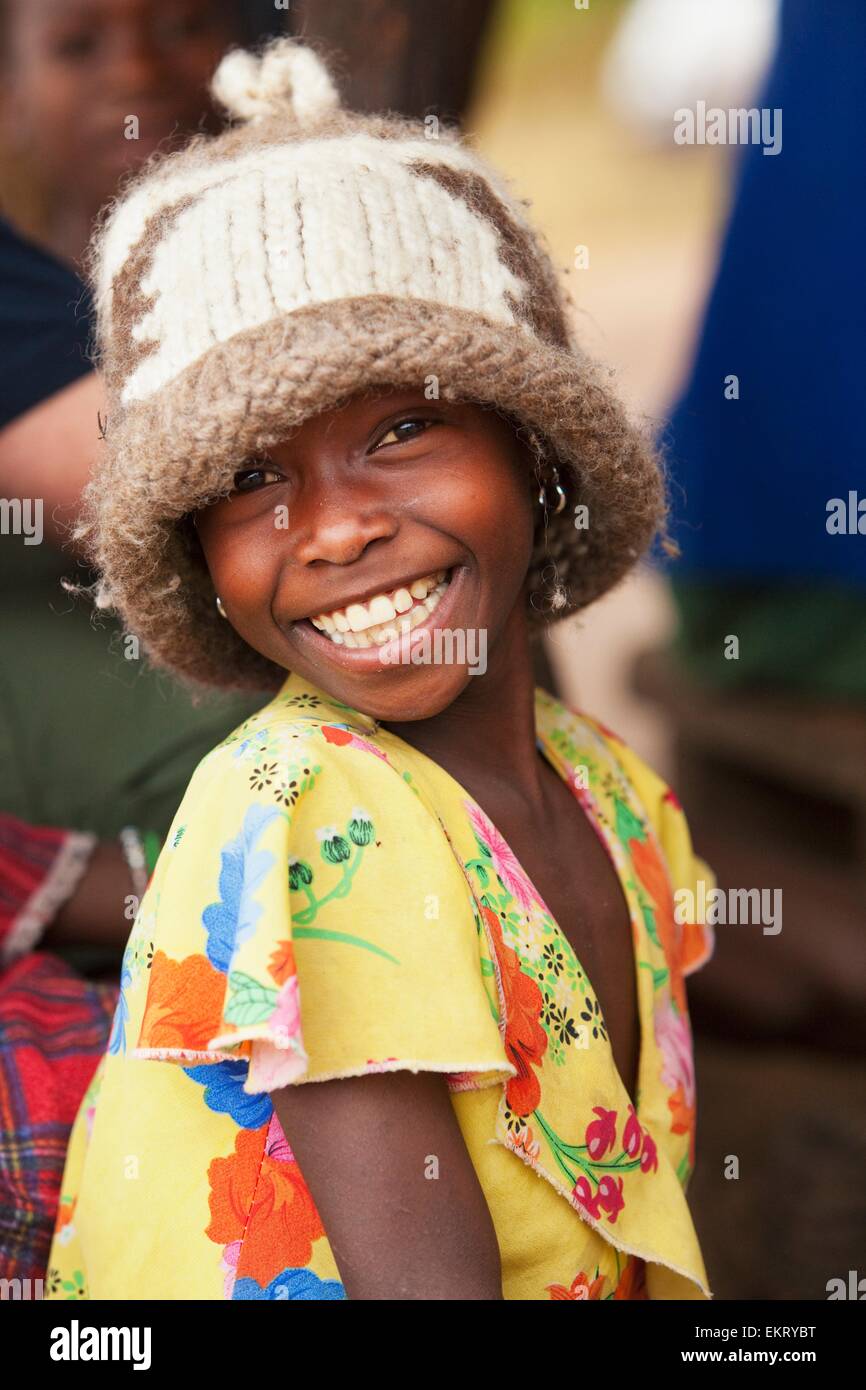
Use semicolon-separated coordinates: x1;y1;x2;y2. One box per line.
21;79;87;149
438;457;534;573
197;519;279;625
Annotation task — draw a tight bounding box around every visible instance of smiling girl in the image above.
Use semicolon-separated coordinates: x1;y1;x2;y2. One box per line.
46;39;715;1302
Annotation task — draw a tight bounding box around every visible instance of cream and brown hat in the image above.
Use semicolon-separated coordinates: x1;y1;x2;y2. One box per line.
82;37;664;690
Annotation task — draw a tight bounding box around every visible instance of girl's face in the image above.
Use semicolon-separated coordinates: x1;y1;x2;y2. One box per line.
194;389;538;722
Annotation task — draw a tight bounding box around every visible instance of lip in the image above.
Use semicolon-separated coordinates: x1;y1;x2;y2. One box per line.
287;564;472;674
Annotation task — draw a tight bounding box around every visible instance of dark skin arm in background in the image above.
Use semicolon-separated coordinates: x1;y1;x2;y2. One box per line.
270;1068;504;1300
0;372;104;547
42;839;134;954
1;374;131;955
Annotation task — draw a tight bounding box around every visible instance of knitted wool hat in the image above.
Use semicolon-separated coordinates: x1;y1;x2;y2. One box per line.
81;37;665;692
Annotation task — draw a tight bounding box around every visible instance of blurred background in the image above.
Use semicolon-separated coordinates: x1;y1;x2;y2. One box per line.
1;0;864;1299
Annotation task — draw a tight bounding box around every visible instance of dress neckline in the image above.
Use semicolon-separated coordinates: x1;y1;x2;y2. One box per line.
272;670;649;1120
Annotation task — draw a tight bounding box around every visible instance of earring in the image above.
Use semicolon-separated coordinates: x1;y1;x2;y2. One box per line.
537;466;567;516
216;596;227;619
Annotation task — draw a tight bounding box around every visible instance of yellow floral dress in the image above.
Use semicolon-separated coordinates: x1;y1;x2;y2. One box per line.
46;672;715;1301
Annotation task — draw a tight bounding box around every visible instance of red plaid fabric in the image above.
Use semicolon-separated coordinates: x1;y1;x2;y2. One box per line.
0;813;116;1281
0;813;95;966
0;953;117;1282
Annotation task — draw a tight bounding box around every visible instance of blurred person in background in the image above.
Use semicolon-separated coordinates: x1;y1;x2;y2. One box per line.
665;0;866;699
0;213;263;1285
0;0;250;263
651;0;866;1299
0;0;268;1281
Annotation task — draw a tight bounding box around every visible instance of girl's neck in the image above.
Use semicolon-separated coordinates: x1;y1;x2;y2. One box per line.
380;606;549;812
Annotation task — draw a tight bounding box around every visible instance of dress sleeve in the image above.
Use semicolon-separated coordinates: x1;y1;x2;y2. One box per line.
597;733;716;979
133;730;514;1096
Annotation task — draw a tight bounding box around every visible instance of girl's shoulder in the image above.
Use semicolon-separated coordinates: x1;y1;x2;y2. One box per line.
175;686;414;824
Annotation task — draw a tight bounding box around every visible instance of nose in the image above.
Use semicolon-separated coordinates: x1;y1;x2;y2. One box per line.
291;487;400;568
105;23;168;98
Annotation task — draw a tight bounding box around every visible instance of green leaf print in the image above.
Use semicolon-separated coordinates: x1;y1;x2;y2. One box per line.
466;858;489;886
224;972;279;1025
62;1270;87;1299
614;796;646;846
640;897;662;948
288;817;400;963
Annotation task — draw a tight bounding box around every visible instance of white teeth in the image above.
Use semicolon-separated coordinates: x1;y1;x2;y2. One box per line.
392;588;413;613
367;593;397;624
345;603;369;633
308;567;450;636
318;575;453;644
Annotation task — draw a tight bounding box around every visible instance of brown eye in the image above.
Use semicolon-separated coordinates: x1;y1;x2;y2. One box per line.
232;464;283;493
374;417;435;450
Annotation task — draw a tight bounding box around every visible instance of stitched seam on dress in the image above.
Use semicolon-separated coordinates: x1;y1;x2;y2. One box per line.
231;1121;273;1299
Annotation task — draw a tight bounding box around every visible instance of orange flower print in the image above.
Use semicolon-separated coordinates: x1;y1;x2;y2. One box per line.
140;951;226;1052
547;1269;607;1300
511;1123;541;1161
629;835;687;1012
268;938;297;986
482;906;547;1115
207;1117;325;1286
668;1081;697;1167
614;1256;649;1299
320;724;388;762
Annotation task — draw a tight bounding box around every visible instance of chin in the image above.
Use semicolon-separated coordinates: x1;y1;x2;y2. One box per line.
318;662;473;725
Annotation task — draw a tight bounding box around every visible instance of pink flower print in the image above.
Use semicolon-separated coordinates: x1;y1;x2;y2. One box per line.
265;1111;295;1164
585;1106;618;1160
246;978;308;1092
597;1174;625;1223
321;724;388;762
350;734;388;762
572;1176;602;1220
270;974;302;1049
364;1057;399;1073
655;1002;696;1109
464;801;544;915
221;1239;241;1300
623;1103;643;1159
640;1130;659;1173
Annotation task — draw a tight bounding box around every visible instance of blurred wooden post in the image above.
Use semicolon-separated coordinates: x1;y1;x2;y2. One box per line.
288;0;498;121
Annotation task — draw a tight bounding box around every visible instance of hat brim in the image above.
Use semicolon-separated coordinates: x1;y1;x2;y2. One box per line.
92;295;664;690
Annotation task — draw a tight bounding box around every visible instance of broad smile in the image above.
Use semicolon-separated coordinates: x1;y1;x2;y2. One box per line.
308;568;449;647
288;565;471;672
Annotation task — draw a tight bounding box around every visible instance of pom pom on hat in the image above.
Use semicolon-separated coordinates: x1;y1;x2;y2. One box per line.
211;38;341;125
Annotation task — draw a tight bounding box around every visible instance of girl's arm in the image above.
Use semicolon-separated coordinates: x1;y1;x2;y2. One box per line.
270;1069;504;1300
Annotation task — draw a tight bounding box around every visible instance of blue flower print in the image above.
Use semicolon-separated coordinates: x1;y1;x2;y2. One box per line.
183;1060;273;1129
202;804;281;974
233;1268;347;1300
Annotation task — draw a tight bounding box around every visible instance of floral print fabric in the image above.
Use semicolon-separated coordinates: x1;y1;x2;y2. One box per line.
46;673;714;1301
